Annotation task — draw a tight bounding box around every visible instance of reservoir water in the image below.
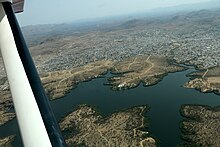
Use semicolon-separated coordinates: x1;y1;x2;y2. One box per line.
1;67;220;147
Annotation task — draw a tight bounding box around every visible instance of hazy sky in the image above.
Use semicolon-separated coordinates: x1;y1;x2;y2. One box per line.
16;0;213;26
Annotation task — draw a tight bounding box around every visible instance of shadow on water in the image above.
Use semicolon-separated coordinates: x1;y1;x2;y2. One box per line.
1;66;220;147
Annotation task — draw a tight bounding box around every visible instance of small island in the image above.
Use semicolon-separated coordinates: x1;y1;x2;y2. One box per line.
180;104;220;147
60;105;156;147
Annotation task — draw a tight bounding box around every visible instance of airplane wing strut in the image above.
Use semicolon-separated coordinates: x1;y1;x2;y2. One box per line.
0;1;67;146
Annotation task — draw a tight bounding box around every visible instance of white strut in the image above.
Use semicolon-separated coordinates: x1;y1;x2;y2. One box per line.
0;3;52;147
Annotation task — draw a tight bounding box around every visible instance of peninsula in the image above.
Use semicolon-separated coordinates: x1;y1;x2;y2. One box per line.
109;55;186;90
60;105;156;147
185;66;220;95
180;104;220;147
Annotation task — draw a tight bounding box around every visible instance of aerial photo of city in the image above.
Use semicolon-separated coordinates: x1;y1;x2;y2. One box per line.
1;0;220;146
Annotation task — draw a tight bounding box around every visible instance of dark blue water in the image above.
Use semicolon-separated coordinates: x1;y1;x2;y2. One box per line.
1;67;220;147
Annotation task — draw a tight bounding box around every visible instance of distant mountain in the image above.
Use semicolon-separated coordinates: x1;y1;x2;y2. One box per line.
22;22;103;47
21;1;220;48
146;0;220;16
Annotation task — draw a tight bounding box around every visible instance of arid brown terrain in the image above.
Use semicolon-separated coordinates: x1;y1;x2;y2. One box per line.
180;104;220;147
185;66;220;94
0;78;15;127
109;55;186;90
60;105;155;147
0;6;220;146
0;135;14;147
41;60;112;99
0;55;182;126
0;54;182;103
